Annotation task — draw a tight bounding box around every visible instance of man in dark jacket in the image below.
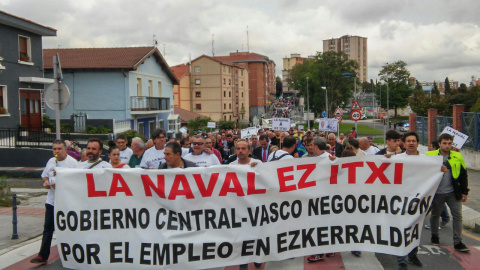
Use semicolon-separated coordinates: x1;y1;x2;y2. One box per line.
252;135;271;162
327;133;343;157
426;133;470;252
159;142;197;169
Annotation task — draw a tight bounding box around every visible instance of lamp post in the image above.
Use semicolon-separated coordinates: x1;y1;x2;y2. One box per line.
321;87;327;118
306;77;310;129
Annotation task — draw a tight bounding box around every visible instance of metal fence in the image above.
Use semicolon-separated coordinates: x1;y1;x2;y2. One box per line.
461;112;480;151
130;96;170;111
415;116;428;145
435;116;453;140
0;127;70;148
72;112;87;132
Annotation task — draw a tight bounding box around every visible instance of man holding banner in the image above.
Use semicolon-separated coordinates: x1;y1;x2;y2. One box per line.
184;135;221;167
140;128;167;169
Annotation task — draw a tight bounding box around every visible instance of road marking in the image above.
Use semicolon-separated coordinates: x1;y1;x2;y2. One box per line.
463;230;480;241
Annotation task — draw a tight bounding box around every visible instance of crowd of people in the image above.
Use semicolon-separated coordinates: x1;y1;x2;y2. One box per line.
30;124;470;270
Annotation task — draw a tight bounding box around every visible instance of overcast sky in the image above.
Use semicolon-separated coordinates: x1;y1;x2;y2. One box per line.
2;0;480;84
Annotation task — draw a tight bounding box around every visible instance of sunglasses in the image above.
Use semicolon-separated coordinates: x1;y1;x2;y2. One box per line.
192;142;204;146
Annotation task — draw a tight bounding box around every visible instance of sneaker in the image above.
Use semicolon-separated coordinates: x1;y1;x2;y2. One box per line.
30;256;47;264
326;253;335;257
424;224;441;230
408;254;422;267
431;235;440;245
351;251;361;257
398;262;408;270
254;262;263;268
307;254;325;262
454;242;470;253
239;264;248;270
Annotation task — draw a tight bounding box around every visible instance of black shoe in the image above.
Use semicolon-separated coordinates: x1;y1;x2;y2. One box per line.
454;242;470;252
254;262;263;268
398;262;408;270
239;264;248;270
408;254;422;267
431;235;440;245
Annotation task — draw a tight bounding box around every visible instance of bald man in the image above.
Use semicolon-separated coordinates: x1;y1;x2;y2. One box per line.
327;133;344;157
359;137;379;155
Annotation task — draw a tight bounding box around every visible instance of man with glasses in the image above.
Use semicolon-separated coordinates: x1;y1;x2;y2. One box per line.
115;133;133;164
205;137;222;163
140;128;167;169
184;135;221;167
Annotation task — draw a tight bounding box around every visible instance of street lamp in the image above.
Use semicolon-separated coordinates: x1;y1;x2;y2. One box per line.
321;87;327;118
342;73;357;99
306;77;310;129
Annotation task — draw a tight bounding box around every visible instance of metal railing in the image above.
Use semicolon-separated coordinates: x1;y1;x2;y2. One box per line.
0;127;71;148
461;112;480;151
130;96;170;111
435;116;453;139
415;116;428;145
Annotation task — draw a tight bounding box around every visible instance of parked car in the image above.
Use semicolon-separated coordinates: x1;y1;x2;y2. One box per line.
400;123;410;132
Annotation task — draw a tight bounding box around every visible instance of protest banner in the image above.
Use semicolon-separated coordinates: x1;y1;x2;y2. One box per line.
55;155;443;269
241;127;258;138
441;126;468;149
317;118;338;132
271;118;290;131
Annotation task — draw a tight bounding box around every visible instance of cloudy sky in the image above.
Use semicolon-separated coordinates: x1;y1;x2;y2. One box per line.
2;0;480;84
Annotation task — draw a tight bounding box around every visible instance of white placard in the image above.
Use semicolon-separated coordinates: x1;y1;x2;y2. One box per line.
179;127;188;134
207;122;216;128
55;155;443;269
241;127;258;138
290;123;296;128
317;118;338;132
441;126;468;149
298;125;304;130
272;118;290;131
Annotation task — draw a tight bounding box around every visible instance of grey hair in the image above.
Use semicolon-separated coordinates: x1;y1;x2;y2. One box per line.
131;137;145;149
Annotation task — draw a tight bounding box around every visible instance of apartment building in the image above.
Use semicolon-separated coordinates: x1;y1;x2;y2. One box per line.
215;51;275;117
420;80;459;94
282;53;311;96
323;35;368;82
171;55;249;122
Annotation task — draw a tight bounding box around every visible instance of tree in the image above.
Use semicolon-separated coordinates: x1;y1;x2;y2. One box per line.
445;77;451;95
275;76;282;97
415;80;423;92
377;61;413;116
408;89;450;116
288;51;359;116
187;116;212;133
432;81;440;96
458;83;468;93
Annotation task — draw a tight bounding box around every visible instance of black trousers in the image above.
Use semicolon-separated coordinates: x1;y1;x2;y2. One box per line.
39;203;54;259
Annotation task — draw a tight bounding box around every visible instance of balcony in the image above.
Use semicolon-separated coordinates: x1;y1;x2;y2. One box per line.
130;96;170;114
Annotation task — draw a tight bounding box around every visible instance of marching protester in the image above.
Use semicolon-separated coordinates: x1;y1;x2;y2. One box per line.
65;140;80;161
77;138;112;169
80;148;87;162
183;135;221;167
180;137;191;157
230;139;261;166
347;138;366;156
367;136;381;151
140;128;167;169
252;134;271;162
359;137;379;155
205;136;223;163
30;140;78;265
296;136;307;157
128;137;145;168
250;135;259;149
115;133;133;164
302;137;316;158
327;133;344;157
146;139;154;150
159;141;198;169
268;135;296;161
426;133;470;253
108;145;130;168
376;130;403;156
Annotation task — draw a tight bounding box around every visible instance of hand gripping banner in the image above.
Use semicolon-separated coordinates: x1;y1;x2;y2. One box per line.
55;155;443;269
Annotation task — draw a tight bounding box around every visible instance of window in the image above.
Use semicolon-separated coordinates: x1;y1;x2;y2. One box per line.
0;86;6;111
138;122;145;136
229;91;231;98
149;121;156;137
228;67;231;73
241;81;243;87
195;103;201;110
241;92;243;98
194;66;200;73
195;79;201;85
158;81;162;97
223;66;226;72
241;70;243;76
148;80;153;97
136;78;142;96
229;103;231;109
195;91;201;98
158;119;164;129
229;79;231;85
168;119;178;131
18;36;31;62
229;115;232;120
223;78;226;85
224;115;227;120
224;103;226;109
223;91;226;97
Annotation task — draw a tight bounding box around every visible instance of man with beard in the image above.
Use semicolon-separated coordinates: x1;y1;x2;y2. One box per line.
77;138;112;169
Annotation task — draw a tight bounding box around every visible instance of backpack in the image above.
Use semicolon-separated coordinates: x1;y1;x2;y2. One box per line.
270;150;290;161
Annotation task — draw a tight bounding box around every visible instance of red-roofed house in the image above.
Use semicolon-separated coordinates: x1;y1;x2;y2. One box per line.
215;51;276;117
171;55;249;122
43;46;180;138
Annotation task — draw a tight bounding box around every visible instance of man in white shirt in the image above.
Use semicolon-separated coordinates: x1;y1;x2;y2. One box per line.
231;139;261;166
77;138;112;169
116;133;133;163
140;129;167;169
30;140;78;265
268;135;296;161
313;137;330;158
184;135;221;167
303;137;317;158
359;137;379;155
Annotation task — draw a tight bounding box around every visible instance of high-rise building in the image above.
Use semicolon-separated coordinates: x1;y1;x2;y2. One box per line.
282;53;309;97
323;35;368;82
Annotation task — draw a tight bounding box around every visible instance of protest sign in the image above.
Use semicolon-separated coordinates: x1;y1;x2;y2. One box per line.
179;127;188;134
241;127;258;138
441;126;468;149
298;125;304;130
207;122;216;128
272;118;290;131
55;155;443;269
317;118;338;132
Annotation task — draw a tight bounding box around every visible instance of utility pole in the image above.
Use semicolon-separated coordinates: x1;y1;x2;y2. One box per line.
306;77;310;129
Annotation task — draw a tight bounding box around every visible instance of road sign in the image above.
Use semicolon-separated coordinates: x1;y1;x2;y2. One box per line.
321;111;327;118
350;110;362;121
350;100;361;111
335;115;343;123
45;83;70;110
334;107;343;116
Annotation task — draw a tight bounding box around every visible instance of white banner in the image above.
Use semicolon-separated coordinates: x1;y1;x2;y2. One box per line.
317;118;338;132
241;127;258;138
272;118;290;131
55;156;443;269
207;122;216;128
441;126;468;149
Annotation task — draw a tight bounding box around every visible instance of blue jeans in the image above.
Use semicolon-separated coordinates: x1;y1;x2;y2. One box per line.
441;204;450;222
39;203;54;259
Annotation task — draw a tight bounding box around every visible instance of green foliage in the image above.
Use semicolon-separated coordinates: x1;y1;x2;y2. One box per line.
376;61;413;116
458;83;468;93
448;86;480;112
415;80;423;92
60;123;72;133
42;115;55;129
122;130;147;143
218;120;235;129
187;116;212;133
445;77;452;95
407;89;450;116
432;81;440;96
288;51;359;116
85;125;112;134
